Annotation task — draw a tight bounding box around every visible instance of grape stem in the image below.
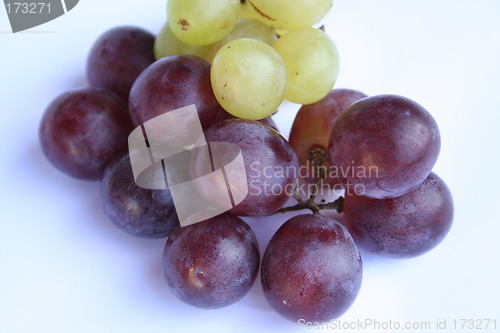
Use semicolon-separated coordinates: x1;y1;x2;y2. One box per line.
274;145;344;215
275;196;344;215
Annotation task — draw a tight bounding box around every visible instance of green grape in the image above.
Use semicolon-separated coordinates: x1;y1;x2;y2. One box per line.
273;27;339;105
243;0;333;30
154;22;210;61
168;0;240;46
205;19;277;62
238;1;260;20
275;29;289;38
211;38;286;120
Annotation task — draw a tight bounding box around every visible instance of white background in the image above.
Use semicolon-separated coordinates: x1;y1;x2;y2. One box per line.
1;1;500;332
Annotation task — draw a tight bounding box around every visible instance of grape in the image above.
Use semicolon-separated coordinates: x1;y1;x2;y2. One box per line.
100;153;179;238
261;214;362;322
154;22;210;61
328;94;441;199
190;119;299;216
167;0;239;46
274;29;289;37
129;54;222;131
273;27;340;104
204;19;277;62
289;89;367;185
243;0;333;30
163;214;260;309
86;26;155;99
343;172;453;258
155;19;277;64
238;0;260;20
213;108;278;131
211;38;286;120
39;89;133;180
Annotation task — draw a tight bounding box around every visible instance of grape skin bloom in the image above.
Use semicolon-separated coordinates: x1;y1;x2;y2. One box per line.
328;94;441;199
163;214;260;309
129;54;222;131
39;89;133;180
86;26;155;99
261;214;362;322
100;153;180;239
343;172;454;258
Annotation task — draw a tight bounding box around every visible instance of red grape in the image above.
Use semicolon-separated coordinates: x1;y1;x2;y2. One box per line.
191;119;299;216
87;26;155;99
261;214;362;322
39;89;133;180
343;172;453;258
129;55;222;130
328;94;441;199
100;153;179;238
163;214;260;309
289;88;367;185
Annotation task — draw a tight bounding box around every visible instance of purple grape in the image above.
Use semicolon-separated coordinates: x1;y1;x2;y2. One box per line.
261;214;362;322
39;89;133;180
162;214;260;309
100;153;179;238
289;88;367;185
191;119;299;216
213;108;278;131
87;26;156;99
343;172;453;258
129;55;222;130
328;94;441;199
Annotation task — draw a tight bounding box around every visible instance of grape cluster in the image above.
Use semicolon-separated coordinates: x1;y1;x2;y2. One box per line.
39;0;453;325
